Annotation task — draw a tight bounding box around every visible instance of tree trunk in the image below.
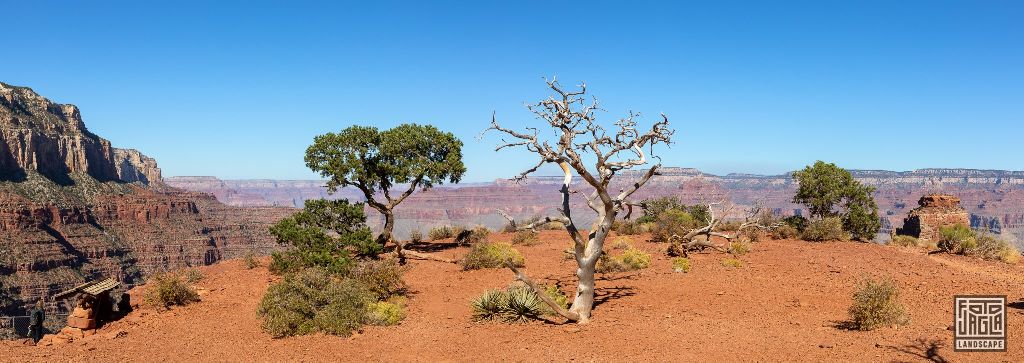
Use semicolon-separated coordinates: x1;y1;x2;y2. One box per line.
569;257;598;322
376;210;396;248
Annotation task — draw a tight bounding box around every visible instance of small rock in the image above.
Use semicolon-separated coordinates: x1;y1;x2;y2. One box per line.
104;330;128;339
818;344;833;349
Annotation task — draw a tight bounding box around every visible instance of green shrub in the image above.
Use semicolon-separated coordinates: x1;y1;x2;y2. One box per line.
365;301;405;326
638;197;710;224
144;272;200;309
542;284;569;311
462;242;525;270
351;258;408;300
409;230;423;243
257;268;374;338
651;209;699;242
511;230;540;246
597;247;651;273
802;217;850;242
938;225;976;254
243;253;261;269
771;224;800;239
848;277;909;331
721;258;743;268
783;215;809;232
672;257;691;273
792;161;881;241
729;240;751;255
269;249;352;276
428;225;456;240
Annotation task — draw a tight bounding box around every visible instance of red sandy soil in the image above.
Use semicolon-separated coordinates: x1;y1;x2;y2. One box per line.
4;231;1024;362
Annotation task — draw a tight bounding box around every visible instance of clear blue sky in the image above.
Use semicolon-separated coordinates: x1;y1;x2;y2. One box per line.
4;1;1022;181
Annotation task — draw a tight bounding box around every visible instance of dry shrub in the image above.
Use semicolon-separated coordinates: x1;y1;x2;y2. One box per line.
802;217;850;242
351;258;409;300
462;242;525;270
456;226;490;245
243;253;261;269
721;258;743;268
971;234;1020;264
597;247;651;273
651;209;700;242
729;240;751;255
511;230;540;246
144;272;200;309
889;235;937;249
672;257;691;273
612;220;643;235
715;220;744;232
184;268;204;283
428;225;456;240
771;224;800;240
611;237;633;250
365;301;405;326
545;220;565;230
409;230;424;243
257;268;374;338
848;277;909;331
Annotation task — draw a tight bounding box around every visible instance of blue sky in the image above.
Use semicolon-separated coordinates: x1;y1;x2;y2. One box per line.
3;1;1022;181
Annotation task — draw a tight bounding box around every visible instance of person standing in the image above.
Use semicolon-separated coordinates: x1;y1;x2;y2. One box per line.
28;300;44;343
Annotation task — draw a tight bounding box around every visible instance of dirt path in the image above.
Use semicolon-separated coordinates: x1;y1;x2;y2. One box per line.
4;232;1023;362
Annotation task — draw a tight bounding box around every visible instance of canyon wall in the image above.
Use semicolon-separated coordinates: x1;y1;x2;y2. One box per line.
0;83;290;316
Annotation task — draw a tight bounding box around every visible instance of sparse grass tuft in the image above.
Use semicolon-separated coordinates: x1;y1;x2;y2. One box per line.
184;268;204;283
771;224;800;240
244;253;260;269
428;225;456;240
729;240;751;255
611;237;632;250
672;257;691;273
721;258;743;268
848;277;909;331
365;301;405;326
462;242;525;270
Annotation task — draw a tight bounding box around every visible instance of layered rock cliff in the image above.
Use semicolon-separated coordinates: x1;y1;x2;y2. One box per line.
0;83;290;317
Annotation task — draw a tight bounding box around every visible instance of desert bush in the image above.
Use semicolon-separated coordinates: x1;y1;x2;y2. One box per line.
611;237;632;250
638;197;710;224
889;235;922;248
792;161;881;241
651;209;698;242
938;225;976;254
365;301;405;326
802;217;850;242
409;230;423;243
244;253;261;269
672;257;691;273
462;242;525;270
511;230;540;246
783;215;809;232
184;268;204;283
612;219;643;235
771;224;800;240
715;220;743;232
729;240;751;255
258;268;375;338
848;277;909;331
428;225;456;240
144;272;200;309
721;258;743;268
545;220;566;230
970;233;1020;264
351;258;408;300
456;226;490;245
597;247;651;273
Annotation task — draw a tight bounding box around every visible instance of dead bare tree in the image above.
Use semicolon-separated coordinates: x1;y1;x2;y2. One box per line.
666;201;781;257
485;78;673;323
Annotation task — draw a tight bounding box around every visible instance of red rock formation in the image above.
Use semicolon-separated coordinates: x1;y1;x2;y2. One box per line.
896;194;970;242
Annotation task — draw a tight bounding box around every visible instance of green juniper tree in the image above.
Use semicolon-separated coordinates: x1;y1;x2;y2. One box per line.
792;161;881;241
304;123;466;260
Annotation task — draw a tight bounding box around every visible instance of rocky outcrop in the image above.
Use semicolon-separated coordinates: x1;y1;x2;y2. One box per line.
0;82;160;185
896;194;970;242
0;83;291;318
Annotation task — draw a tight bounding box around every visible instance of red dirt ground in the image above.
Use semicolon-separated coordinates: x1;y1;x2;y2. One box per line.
5;231;1024;362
